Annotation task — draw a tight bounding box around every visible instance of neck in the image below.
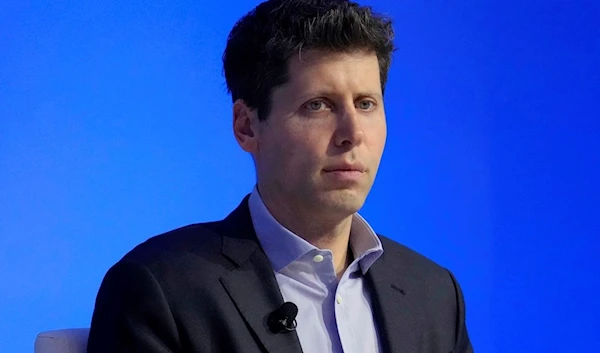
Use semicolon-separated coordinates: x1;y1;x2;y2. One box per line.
257;187;354;278
306;219;354;279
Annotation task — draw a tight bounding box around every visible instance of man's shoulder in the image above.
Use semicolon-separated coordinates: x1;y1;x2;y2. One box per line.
374;234;461;310
107;197;256;284
377;234;449;277
120;220;229;270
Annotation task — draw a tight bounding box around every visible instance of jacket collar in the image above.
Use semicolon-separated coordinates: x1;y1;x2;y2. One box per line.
366;238;419;353
218;196;304;353
216;196;415;353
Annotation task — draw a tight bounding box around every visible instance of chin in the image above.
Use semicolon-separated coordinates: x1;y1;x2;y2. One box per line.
319;190;366;215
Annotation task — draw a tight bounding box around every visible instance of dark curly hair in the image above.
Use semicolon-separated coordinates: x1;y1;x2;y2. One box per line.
223;0;395;120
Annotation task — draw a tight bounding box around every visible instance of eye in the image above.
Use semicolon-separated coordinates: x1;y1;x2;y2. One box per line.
304;100;329;111
357;100;376;110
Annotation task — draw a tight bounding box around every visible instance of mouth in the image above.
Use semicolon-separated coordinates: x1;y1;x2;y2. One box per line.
323;165;367;173
322;164;367;182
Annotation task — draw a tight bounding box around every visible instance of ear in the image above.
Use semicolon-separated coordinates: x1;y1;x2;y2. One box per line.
233;99;260;153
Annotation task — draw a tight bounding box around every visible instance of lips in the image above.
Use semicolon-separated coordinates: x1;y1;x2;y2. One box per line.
323;163;367;173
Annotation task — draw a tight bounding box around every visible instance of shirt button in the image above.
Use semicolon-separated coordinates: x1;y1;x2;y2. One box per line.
313;254;324;263
336;294;343;304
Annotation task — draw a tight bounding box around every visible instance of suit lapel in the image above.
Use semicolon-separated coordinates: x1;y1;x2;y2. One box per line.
367;247;418;353
216;197;419;353
218;197;304;353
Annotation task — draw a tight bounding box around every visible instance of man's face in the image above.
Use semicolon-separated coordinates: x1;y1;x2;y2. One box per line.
253;50;387;216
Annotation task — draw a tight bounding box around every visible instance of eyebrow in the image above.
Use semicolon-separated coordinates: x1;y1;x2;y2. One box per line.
298;90;383;101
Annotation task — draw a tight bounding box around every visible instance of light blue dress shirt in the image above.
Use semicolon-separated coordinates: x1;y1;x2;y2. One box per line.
248;187;384;353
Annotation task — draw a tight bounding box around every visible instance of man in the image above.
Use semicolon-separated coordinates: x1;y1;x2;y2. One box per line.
87;0;473;352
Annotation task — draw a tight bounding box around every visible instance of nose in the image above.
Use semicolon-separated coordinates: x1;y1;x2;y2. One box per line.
333;105;364;148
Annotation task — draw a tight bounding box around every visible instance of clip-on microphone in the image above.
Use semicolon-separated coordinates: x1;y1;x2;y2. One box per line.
267;302;298;333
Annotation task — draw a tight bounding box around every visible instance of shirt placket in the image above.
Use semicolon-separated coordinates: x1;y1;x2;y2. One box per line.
334;266;361;353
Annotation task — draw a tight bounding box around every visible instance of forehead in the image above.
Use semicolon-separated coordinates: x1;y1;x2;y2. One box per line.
283;49;382;93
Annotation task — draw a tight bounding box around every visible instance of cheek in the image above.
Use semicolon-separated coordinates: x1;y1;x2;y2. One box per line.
279;122;326;154
260;121;330;171
260;132;304;171
365;119;387;151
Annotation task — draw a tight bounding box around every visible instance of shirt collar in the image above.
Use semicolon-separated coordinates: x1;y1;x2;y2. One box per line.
248;186;383;275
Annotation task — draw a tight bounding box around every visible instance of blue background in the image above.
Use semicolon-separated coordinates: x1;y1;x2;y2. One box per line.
1;0;598;352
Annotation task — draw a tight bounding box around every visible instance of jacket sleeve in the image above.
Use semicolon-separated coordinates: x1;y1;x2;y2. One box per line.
447;270;474;353
87;259;181;353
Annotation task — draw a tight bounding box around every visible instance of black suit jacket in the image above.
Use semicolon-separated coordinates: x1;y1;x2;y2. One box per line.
88;197;473;353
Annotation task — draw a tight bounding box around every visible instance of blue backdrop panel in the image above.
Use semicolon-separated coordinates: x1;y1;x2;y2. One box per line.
1;0;598;352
